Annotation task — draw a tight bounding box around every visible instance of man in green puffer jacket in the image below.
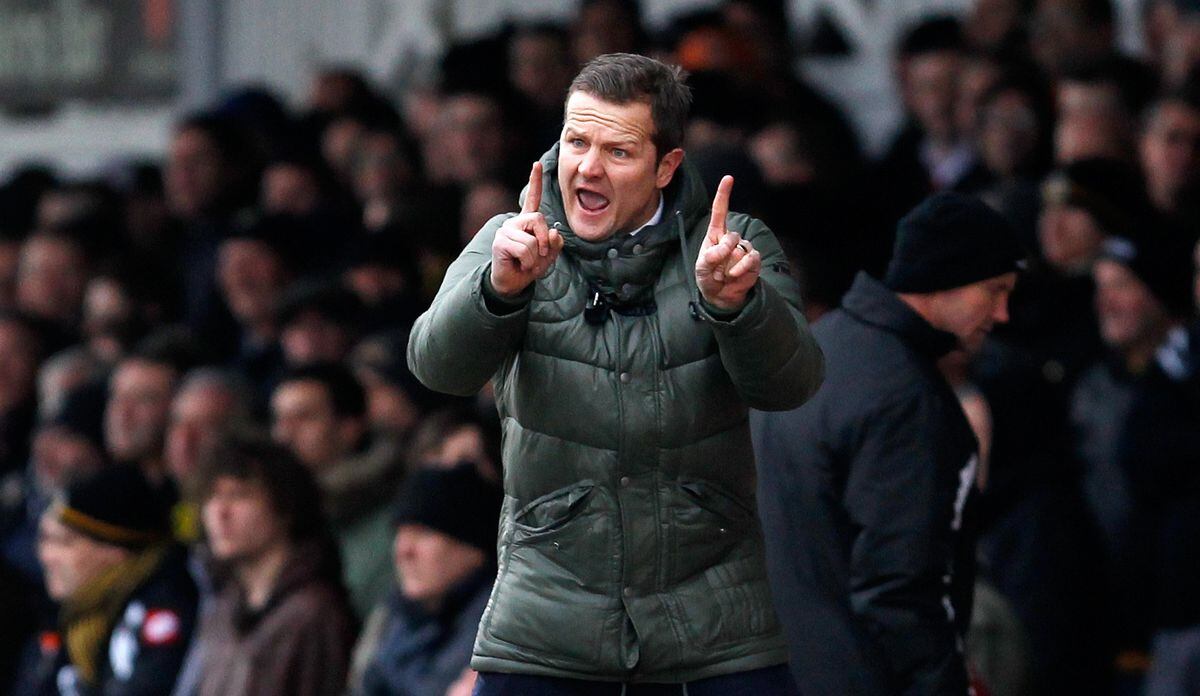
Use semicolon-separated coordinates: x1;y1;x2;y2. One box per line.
408;53;824;695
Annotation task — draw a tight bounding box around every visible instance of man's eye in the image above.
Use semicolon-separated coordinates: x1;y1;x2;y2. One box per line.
571;138;585;148
612;149;627;158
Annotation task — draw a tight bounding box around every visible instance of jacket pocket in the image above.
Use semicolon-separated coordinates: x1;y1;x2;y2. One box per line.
666;480;778;651
669;480;754;581
480;481;621;670
512;480;596;534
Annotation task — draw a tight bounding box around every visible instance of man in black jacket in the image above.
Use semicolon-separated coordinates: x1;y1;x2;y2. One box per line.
754;192;1024;695
26;465;197;696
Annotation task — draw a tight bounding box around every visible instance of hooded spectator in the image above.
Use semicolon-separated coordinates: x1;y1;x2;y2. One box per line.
270;363;403;618
193;436;356;696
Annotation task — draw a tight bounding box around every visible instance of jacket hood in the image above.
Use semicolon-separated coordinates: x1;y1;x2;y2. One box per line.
231;537;346;634
317;433;405;524
842;272;959;360
519;143;711;306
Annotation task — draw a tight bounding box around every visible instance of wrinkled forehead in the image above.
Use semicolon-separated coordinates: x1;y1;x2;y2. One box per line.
563;91;655;144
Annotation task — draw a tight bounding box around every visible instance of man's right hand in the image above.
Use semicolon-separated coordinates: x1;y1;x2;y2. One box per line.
490;162;564;297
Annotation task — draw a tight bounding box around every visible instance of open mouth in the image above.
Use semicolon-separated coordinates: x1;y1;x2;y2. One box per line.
576;189;610;213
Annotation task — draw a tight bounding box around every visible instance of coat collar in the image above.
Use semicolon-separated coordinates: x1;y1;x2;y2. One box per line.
841;272;959;360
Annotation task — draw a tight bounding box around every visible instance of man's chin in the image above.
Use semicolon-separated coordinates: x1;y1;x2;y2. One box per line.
566;213;614;242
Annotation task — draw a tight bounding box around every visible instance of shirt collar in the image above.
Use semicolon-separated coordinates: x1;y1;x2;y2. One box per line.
629;193;664;237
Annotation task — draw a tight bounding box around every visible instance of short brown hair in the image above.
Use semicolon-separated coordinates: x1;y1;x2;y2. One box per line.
196;434;326;543
567;53;692;157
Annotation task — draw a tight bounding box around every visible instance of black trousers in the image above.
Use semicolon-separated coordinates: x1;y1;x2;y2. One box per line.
473;664;801;696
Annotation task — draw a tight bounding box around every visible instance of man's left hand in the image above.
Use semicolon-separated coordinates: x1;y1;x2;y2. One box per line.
695;175;761;313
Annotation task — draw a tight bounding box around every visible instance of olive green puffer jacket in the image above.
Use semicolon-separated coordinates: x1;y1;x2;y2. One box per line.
408;145;823;683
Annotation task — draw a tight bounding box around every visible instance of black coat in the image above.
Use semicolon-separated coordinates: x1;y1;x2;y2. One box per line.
754;272;979;696
25;546;198;696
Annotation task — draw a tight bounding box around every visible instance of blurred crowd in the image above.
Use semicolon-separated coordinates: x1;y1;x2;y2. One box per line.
2;0;1200;694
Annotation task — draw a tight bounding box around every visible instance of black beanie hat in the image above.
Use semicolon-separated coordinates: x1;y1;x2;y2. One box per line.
392;463;502;555
56;465;171;548
1098;235;1196;317
1041;158;1152;239
884;192;1026;293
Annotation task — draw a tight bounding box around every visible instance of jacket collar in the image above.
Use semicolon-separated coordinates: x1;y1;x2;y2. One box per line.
841;272;959;360
520;143;709;306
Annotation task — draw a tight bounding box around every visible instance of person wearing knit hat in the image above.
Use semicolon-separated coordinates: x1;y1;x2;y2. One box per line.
350;463;501;696
1038;157;1153;274
32;465;197;696
755;191;1024;694
1066;232;1199;686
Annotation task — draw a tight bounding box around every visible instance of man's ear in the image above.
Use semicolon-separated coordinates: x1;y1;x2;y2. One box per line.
655;148;685;190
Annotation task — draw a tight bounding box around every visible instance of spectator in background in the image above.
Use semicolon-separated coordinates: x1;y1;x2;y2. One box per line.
206;216;297;399
0;234;21;311
405;407;500;481
104;347;183;491
1149;0;1200;90
1053;59;1152;163
970;70;1056;240
1029;0;1117;80
16;230;89;336
28;465;197;696
350;464;501;696
349;331;446;440
164;114;259;327
877;17;986;228
260;156;328;218
0;312;44;476
966;0;1031;53
1039;158;1151;277
341;232;423;332
1;384;107;586
276;281;364;369
1139;88;1200;226
194;437;356;696
431;91;513;187
36;347;103;423
508;24;575;151
1069;233;1196;691
270;363;403;619
81;264;161;367
164;368;251;541
459;181;516;247
351;126;422;232
571;0;644;65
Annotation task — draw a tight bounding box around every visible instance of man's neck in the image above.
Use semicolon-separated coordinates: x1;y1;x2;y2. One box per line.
627;192;665;237
235;541;291;610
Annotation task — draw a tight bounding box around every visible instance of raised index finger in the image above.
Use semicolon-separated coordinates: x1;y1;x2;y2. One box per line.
708;175;733;243
522;162;543;214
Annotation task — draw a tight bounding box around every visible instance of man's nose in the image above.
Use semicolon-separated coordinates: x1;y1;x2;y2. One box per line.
993;297;1010;324
578;147;601;178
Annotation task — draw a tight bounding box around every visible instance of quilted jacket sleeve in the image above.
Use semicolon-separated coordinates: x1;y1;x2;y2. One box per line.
694;213;824;411
408;214;532;396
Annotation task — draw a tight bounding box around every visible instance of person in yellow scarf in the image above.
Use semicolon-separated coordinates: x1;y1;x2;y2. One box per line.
30;465;197;696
